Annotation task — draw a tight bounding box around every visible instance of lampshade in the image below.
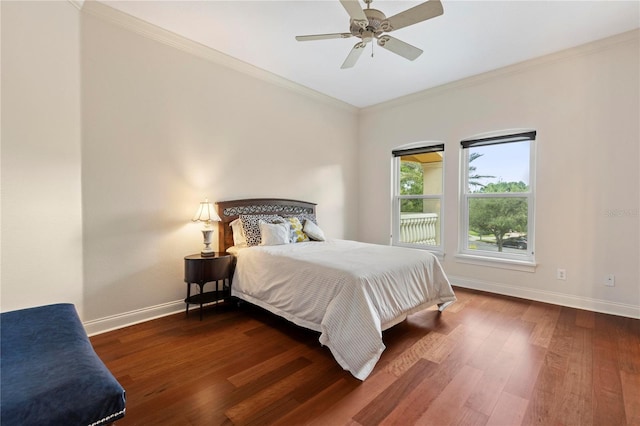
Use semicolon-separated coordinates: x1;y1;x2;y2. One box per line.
192;199;221;224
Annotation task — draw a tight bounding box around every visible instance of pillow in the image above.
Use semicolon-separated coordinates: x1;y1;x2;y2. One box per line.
240;214;285;246
229;218;247;247
300;213;318;225
226;245;247;256
286;216;310;243
284;213;318;225
259;221;291;246
303;219;326;241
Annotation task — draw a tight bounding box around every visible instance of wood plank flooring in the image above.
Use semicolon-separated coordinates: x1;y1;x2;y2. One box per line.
90;288;640;425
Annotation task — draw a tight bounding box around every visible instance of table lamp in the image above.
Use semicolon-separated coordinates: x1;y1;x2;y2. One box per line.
192;198;221;257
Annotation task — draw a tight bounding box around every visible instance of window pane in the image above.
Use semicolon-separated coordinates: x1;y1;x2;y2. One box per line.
400;198;440;246
400;152;442;196
467;141;529;193
467;197;528;253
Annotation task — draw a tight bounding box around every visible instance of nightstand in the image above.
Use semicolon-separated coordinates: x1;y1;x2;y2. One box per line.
184;253;233;320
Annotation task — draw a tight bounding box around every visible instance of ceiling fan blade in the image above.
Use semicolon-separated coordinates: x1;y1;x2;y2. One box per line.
296;33;352;42
339;0;368;29
383;0;443;32
377;35;423;61
341;41;367;69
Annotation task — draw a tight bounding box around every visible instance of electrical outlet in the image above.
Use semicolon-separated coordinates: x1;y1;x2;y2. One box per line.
605;274;615;287
557;268;566;280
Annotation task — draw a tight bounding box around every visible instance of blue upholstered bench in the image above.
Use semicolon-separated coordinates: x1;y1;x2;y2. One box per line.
1;303;126;426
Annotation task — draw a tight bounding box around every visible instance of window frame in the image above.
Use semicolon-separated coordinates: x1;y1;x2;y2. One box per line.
458;130;537;268
391;142;445;255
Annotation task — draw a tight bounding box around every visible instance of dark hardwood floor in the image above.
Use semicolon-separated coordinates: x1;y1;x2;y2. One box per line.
90;287;640;425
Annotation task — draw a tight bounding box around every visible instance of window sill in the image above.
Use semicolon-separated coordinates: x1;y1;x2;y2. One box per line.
454;253;537;272
393;243;444;261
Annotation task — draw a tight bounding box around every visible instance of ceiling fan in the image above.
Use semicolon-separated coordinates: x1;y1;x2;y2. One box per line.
295;0;443;69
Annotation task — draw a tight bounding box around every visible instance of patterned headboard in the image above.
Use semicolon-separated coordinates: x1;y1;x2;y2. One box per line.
215;198;317;253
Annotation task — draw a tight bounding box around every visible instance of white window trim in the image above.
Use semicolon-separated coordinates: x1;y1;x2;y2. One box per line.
391;141;445;255
457;129;537;270
454;253;536;272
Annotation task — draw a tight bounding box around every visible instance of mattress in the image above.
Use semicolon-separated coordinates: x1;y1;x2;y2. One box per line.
0;304;126;426
231;239;456;380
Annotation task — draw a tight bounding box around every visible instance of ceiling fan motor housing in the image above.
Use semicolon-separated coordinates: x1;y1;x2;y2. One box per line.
350;8;388;37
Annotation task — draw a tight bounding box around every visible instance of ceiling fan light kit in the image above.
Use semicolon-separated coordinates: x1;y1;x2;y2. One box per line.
296;0;443;69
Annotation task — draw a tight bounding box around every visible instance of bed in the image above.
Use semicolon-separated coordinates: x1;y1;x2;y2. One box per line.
0;303;126;426
216;198;456;380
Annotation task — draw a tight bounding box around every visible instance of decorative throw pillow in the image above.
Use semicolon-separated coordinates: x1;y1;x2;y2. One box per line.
230;218;247;247
286;216;310;243
284;213;318;225
240;214;285;246
303;219;326;241
299;213;318;225
259;221;291;246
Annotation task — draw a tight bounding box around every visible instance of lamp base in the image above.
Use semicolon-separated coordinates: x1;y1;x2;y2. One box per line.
200;228;214;257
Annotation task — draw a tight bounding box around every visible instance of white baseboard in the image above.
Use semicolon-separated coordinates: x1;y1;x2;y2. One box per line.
83;300;184;336
83;277;638;336
449;275;640;319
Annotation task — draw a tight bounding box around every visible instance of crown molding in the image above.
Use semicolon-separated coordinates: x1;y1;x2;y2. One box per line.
70;2;639;116
67;0;84;11
79;0;358;114
362;28;640;114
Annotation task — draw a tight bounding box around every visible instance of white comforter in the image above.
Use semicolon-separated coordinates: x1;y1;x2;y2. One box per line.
231;239;456;380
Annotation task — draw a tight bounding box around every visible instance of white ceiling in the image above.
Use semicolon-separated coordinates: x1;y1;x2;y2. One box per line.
97;0;640;108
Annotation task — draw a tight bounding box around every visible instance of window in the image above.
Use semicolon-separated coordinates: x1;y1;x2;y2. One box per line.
392;142;444;253
459;130;536;265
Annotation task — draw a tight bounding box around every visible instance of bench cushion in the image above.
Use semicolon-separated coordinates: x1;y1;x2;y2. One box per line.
1;303;125;426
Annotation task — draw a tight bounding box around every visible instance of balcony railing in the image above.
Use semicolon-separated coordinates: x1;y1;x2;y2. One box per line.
400;213;438;245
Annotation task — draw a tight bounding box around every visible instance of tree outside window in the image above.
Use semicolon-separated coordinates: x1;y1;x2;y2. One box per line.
400;161;424;212
392;143;444;251
461;131;536;261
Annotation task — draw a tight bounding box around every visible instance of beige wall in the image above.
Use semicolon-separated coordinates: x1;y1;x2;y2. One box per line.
359;31;640;316
79;9;359;323
1;1;358;329
1;1;84;312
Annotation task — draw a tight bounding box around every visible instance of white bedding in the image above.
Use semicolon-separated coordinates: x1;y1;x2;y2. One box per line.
231;239;456;380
